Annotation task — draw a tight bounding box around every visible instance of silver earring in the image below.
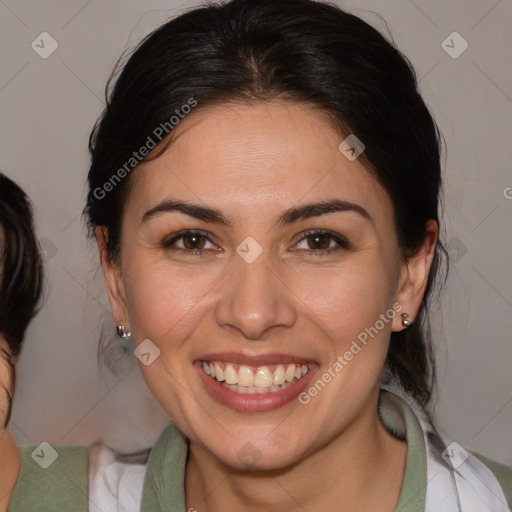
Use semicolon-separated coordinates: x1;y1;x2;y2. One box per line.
401;313;411;327
116;325;132;339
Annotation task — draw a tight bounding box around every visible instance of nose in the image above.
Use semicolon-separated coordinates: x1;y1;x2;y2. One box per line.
214;252;297;341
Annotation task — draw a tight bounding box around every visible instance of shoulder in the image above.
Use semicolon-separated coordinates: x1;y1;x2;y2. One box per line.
470;451;512;510
380;384;512;510
9;442;150;512
8;444;88;511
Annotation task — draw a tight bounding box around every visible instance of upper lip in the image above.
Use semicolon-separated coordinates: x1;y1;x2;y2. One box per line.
197;352;316;367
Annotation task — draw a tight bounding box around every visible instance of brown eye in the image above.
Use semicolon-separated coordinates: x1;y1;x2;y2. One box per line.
306;233;331;250
181;232;207;250
294;230;349;255
162;230;218;255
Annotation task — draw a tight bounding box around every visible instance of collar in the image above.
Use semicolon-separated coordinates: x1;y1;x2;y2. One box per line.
381;380;511;512
140;384;509;512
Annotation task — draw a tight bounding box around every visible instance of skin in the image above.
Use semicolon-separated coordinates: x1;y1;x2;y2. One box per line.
98;100;438;511
0;336;21;512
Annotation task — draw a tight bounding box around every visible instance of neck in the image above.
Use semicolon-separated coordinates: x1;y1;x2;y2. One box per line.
185;389;407;512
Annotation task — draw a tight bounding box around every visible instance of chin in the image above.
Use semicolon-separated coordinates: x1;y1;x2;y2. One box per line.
204;434;307;473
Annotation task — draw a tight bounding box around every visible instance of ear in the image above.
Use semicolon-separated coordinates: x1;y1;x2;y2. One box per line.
392;220;438;332
96;226;130;330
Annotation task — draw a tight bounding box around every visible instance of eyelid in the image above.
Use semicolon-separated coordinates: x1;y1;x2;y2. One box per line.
162;229;220;250
291;229;350;251
162;228;350;256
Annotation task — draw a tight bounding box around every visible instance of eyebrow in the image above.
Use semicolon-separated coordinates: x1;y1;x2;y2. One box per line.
141;199;373;227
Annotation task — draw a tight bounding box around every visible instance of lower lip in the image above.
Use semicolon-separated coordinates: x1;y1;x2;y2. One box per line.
194;361;318;412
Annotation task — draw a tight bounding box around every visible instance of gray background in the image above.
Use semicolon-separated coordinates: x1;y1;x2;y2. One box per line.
1;0;511;463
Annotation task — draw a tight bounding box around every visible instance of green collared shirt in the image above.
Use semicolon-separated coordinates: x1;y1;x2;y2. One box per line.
7;444;88;511
7;390;512;511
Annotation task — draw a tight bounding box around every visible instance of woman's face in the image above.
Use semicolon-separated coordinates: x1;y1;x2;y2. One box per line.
101;100;435;470
0;336;12;427
0;232;9;427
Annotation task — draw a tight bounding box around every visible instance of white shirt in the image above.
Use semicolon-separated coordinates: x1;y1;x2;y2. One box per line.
88;442;148;512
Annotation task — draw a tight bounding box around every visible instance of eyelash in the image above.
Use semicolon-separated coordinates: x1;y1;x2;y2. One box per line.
162;229;350;257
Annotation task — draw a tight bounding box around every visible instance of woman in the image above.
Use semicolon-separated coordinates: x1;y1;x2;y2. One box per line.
83;0;511;510
10;0;511;510
1;175;90;512
0;173;43;510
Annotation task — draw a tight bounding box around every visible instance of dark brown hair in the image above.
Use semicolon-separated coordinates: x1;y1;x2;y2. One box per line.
0;173;44;425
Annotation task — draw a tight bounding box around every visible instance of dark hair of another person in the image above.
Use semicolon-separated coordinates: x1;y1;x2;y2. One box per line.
0;173;44;425
84;0;448;408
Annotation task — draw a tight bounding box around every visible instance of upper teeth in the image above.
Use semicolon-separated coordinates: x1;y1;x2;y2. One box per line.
202;361;309;388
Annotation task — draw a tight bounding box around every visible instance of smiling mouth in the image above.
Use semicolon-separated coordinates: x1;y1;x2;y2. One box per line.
201;360;310;394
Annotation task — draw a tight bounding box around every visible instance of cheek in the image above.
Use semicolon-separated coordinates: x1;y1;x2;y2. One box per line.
121;262;220;416
0;361;10;418
122;236;399;353
122;257;222;345
295;258;396;343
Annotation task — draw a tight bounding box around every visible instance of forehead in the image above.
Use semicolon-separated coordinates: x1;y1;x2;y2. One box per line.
126;100;393;225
